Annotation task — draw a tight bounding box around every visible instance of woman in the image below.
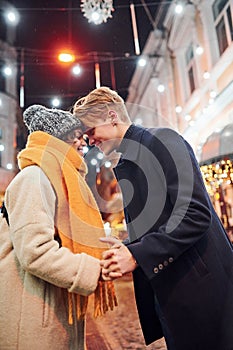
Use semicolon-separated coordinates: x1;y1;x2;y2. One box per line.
0;105;117;350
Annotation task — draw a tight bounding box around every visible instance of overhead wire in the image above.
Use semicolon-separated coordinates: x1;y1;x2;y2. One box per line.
10;2;171;12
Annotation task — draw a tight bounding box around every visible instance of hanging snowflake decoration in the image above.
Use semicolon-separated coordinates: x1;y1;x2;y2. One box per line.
81;0;114;25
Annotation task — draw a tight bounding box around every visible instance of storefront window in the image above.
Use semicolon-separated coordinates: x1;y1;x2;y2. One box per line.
201;158;233;242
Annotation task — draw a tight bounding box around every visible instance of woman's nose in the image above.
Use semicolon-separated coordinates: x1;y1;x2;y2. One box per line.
81;137;87;146
88;136;95;146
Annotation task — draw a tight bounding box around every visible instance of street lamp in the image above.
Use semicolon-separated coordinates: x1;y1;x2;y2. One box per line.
58;51;75;63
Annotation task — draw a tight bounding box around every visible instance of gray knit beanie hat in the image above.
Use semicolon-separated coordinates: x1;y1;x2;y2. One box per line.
23;104;82;139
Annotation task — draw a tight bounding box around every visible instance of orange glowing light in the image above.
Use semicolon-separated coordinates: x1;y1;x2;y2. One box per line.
58;52;75;63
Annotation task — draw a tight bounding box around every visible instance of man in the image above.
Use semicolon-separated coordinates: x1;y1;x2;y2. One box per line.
73;86;233;350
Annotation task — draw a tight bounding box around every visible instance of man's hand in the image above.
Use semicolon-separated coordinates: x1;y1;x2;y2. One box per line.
100;237;137;281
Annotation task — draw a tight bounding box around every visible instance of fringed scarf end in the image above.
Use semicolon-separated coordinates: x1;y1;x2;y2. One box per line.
68;292;89;324
93;280;118;318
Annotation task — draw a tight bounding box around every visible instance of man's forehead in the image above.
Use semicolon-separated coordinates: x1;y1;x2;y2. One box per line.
83;119;110;131
84;126;95;134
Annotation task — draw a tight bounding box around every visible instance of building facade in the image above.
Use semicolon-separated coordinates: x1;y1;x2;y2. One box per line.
127;0;233;154
0;1;19;201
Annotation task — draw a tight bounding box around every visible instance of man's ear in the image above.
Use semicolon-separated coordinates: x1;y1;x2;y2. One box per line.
108;110;118;125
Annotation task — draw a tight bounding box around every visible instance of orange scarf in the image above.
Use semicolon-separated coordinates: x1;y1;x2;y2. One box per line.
18;131;117;323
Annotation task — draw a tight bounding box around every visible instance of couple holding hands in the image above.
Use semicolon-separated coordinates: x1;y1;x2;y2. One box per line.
1;86;233;350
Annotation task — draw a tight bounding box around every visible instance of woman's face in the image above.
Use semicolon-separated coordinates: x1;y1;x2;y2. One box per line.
63;129;87;157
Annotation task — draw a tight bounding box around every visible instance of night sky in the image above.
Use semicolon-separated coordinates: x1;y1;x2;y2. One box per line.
8;0;159;110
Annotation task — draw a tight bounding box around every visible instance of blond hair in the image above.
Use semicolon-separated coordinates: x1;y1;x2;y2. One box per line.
73;86;131;127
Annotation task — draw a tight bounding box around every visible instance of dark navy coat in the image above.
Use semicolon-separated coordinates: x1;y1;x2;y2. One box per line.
113;124;233;350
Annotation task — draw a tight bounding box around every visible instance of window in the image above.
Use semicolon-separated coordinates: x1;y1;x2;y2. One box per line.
0;10;7;42
213;0;233;55
186;45;196;94
0;60;6;93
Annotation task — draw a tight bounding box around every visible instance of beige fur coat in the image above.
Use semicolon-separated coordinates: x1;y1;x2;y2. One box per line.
0;166;101;350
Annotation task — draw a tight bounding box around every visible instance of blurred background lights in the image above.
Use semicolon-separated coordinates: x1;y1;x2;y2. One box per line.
4;8;19;25
0;145;5;152
185;114;192;121
72;64;81;75
157;84;165;93
90;158;98;166
82;146;89;154
97;152;104;160
51;97;61;107
195;45;204;55
138;57;147;67
210;90;217;98
175;3;184;14
104;160;112;168
3;66;12;76
6;163;13;170
203;71;210;79
175;105;182;114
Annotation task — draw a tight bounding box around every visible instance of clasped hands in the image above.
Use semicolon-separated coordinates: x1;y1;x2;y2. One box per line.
99;237;137;281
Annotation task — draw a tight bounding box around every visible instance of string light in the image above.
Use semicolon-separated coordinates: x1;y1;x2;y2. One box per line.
157;84;165;93
3;66;12;76
137;57;147;67
4;8;19;25
174;3;184;14
175;105;182;113
80;0;114;25
195;45;204;55
184;114;191;121
6;163;13;170
72;64;82;75
203;71;210;79
51;97;60;107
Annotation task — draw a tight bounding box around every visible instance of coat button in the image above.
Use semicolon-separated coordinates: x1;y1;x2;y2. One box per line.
164;260;168;266
153;267;159;274
168;257;174;263
158;264;163;270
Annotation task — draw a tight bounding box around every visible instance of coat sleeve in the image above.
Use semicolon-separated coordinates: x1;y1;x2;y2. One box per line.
127;128;212;280
5;166;101;296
